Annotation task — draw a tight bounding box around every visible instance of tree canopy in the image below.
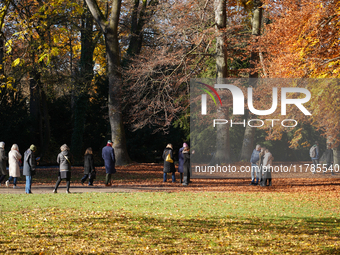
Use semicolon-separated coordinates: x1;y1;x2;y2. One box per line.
0;0;338;163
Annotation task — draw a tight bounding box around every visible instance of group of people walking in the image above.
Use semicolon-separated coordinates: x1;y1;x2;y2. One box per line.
250;144;274;186
1;138;337;193
0;139;190;193
0;139;116;194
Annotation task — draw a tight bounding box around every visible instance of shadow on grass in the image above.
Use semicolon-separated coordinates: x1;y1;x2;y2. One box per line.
3;208;339;254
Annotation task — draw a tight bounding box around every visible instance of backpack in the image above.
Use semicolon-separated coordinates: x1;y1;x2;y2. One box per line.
310;145;317;158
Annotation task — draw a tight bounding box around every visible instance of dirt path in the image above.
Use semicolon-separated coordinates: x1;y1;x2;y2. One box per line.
1;162;340;194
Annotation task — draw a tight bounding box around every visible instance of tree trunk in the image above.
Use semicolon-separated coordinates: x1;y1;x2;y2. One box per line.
214;0;227;78
239;111;255;161
106;26;130;165
71;94;88;158
126;0;144;57
71;6;95;158
239;0;263;161
249;0;262;78
85;0;131;165
213;0;231;164
123;0;158;67
333;146;340;166
41;89;51;155
0;34;4;88
29;65;41;145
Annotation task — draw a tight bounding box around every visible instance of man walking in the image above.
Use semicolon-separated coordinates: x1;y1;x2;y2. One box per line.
102;140;116;186
23;144;37;194
250;144;261;185
310;141;319;173
324;143;334;175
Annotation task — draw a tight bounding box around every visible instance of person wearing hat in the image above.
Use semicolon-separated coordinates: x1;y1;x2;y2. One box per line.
162;143;176;182
102;140;116;186
178;143;188;183
0;142;8;185
53;144;73;193
23;144;37;194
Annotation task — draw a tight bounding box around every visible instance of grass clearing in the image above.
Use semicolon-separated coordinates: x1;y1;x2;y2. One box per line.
1;192;340;254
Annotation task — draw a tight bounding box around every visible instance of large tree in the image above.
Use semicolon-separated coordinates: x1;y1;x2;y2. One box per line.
71;4;98;159
213;0;232;164
239;0;263;161
85;0;130;165
0;0;12;93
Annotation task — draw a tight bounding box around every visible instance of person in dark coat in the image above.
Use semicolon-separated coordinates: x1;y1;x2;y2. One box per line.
178;143;188;183
250;144;261;185
257;147;266;187
0;142;8;185
53;144;73;194
162;143;176;182
310;141;319;173
182;146;191;186
81;147;96;186
23;144;37;194
102;140;116;186
324;144;334;175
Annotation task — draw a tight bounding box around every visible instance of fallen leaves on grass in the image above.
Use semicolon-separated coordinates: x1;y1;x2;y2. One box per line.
0;208;339;254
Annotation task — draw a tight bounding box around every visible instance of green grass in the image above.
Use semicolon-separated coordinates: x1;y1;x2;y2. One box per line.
1;192;340;254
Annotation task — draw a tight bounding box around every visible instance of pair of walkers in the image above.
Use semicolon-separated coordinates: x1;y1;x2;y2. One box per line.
250;144;274;186
310;141;335;174
0;143;37;194
53;145;97;193
162;143;191;186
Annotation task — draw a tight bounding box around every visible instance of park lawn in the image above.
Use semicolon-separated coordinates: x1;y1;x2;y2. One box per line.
0;192;339;254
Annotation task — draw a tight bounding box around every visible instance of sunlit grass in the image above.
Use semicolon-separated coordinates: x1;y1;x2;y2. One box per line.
1;192;339;254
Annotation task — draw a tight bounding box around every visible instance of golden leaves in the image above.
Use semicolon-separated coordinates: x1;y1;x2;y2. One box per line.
258;1;340;146
1;191;340;254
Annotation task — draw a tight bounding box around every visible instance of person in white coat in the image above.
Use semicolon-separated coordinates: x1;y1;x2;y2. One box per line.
262;149;274;186
5;144;22;188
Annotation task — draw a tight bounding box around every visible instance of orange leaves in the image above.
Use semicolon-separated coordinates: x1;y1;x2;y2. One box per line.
261;0;340;79
258;0;340;147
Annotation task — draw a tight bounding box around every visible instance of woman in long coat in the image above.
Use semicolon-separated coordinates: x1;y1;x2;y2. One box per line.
262;149;274;186
182;146;191;186
0;142;8;185
102;140;116;186
81;147;96;186
6;144;22;188
178;143;188;183
53;144;73;193
162;144;176;182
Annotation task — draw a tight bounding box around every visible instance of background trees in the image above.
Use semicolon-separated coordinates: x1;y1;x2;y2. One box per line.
258;0;340;162
0;0;337;164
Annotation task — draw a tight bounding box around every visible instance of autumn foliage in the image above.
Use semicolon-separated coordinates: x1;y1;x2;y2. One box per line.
254;0;340;147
